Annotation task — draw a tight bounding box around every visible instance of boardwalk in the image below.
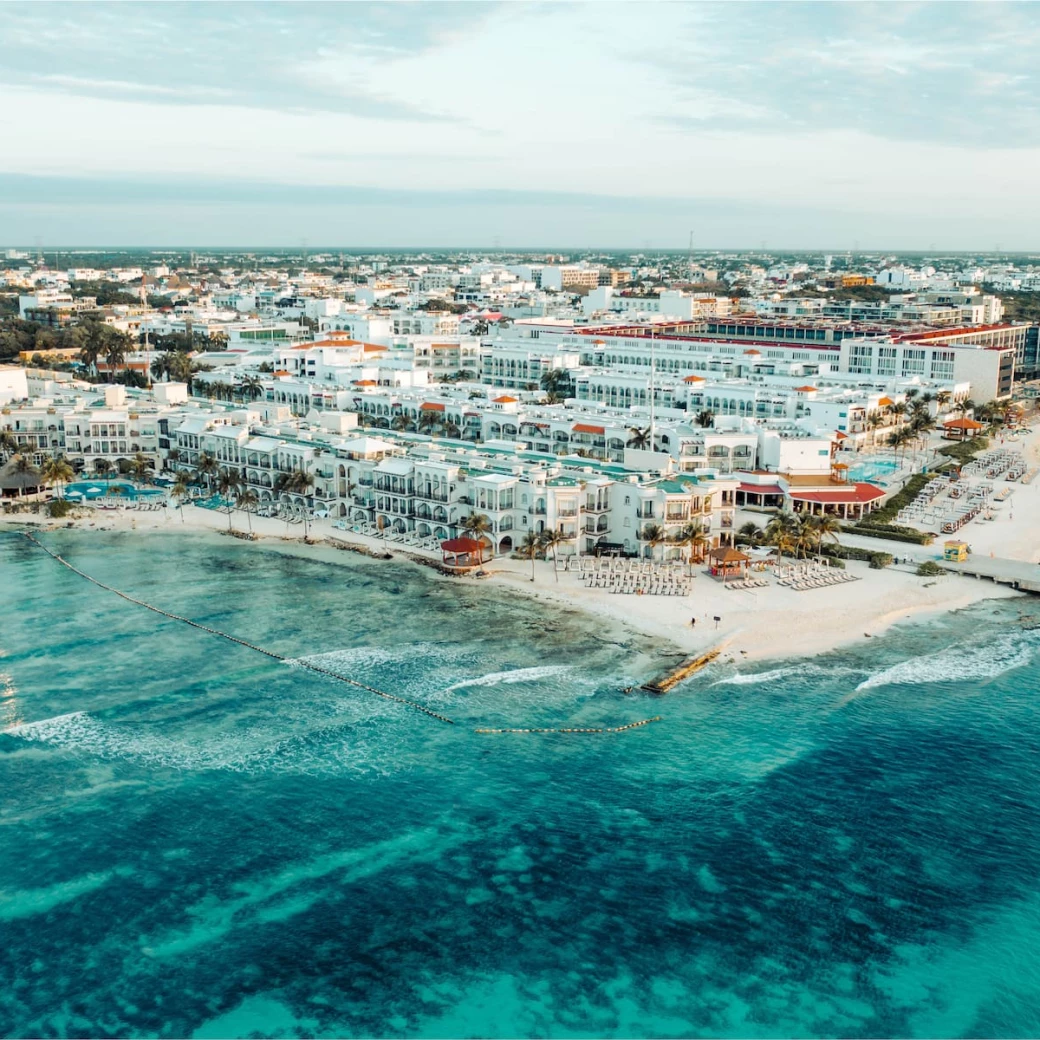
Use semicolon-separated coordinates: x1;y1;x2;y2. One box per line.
939;555;1040;594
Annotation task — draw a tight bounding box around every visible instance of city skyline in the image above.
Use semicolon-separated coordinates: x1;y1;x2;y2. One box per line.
2;1;1039;248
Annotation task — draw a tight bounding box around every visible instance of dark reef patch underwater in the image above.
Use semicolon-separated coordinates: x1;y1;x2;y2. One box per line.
3;530;1040;1038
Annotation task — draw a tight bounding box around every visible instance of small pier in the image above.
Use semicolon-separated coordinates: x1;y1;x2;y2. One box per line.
640;647;723;694
940;555;1040;594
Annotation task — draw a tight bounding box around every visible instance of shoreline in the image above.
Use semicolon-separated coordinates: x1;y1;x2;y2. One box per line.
3;500;1023;673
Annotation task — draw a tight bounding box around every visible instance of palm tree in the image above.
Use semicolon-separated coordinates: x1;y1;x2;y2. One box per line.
104;339;127;376
519;530;541;582
167;351;194;385
673;521;707;574
40;456;74;498
0;429;18;461
237;487;259;533
238;374;264;401
289;469;315;537
538;527;564;581
171;472;192;522
641;521;665;562
195;452;218;491
94;457;114;480
79;322;106;378
416;411;440;435
794;513;818;560
129;452;151;487
886;428;911;460
866;409;885;448
540;368;573;399
150;354;171;383
764;511;798;571
461;511;492;565
216;467;241;530
626;425;651;450
736;520;761;547
695;409;715;429
391;413;413;433
811;514;842;563
11;454;39;499
441;421;462;440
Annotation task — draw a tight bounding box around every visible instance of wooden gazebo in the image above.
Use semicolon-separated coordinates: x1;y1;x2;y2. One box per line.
707;546;750;580
943;417;984;441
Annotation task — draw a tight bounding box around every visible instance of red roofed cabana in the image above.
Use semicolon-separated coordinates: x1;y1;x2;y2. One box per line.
441;537;487;568
707;546;751;580
943;417;984;441
789;482;886;520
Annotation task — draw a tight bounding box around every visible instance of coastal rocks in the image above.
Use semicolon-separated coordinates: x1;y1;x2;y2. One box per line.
324;536;389;560
218;529;259;542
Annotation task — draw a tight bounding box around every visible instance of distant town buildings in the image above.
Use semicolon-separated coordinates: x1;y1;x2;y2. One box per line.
3;246;1039;553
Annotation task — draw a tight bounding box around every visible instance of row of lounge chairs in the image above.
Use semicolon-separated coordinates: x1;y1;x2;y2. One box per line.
331;520;443;551
779;572;859;590
725;579;770;591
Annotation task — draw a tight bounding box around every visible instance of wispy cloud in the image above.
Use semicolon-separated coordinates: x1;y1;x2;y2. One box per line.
0;1;497;122
640;1;1040;146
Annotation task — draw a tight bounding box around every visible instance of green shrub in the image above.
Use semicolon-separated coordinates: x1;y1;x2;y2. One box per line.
820;544;893;569
47;499;72;518
851;524;933;545
863;472;933;525
916;561;945;577
937;436;989;464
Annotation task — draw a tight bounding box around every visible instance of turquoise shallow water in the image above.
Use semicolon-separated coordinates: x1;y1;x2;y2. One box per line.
3;530;1040;1038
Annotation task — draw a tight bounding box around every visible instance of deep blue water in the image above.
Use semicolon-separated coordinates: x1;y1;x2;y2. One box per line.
3;529;1040;1038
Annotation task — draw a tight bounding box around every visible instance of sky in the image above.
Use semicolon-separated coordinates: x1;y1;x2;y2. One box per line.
1;1;1038;249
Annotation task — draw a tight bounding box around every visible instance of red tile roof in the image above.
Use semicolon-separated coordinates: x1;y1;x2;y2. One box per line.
788;483;886;504
420;402;445;412
572;423;605;435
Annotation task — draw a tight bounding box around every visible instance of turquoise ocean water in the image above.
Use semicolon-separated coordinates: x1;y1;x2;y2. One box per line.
3;529;1040;1038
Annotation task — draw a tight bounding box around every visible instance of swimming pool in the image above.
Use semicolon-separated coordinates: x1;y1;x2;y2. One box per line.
64;480;165;500
846;458;899;484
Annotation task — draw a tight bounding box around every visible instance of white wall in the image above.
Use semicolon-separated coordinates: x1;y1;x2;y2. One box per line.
0;366;29;406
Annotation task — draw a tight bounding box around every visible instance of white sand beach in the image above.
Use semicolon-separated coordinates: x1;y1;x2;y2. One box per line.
4;471;1027;668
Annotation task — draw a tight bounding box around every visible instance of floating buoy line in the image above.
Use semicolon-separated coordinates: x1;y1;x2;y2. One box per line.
22;533;662;736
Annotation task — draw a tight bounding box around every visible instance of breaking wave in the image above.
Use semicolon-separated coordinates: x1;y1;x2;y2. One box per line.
445;665;573;692
714;664;863;688
856;632;1040;692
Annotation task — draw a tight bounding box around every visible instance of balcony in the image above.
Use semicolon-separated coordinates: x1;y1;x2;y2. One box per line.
557;508;578;518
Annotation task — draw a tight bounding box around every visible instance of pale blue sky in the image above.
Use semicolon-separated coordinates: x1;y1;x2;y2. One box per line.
1;1;1037;248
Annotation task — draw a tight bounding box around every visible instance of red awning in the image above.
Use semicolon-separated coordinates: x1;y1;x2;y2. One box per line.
572;423;605;435
441;537;483;553
789;483;886;504
738;482;784;496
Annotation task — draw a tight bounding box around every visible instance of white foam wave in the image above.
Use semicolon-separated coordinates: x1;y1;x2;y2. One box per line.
289;642;470;671
713;664;862;688
445;664;573;692
5;708;412;777
856;632;1039;692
